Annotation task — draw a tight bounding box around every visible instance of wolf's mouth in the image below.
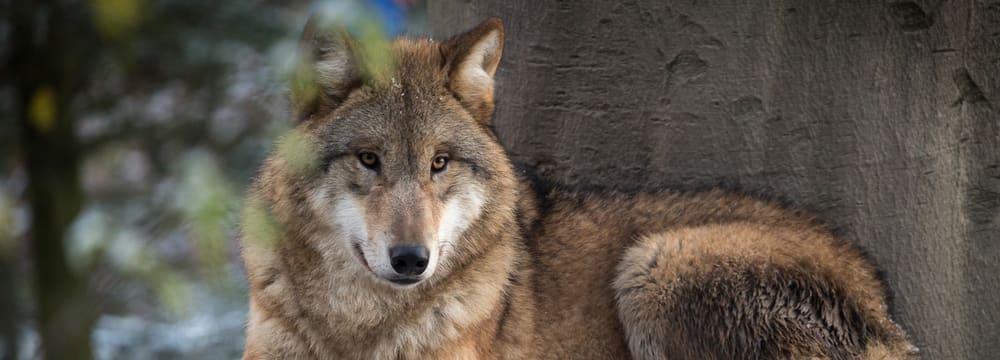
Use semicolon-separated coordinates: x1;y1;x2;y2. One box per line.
389;278;420;285
352;243;371;272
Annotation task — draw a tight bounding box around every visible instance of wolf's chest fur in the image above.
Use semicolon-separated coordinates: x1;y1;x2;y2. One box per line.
240;16;915;360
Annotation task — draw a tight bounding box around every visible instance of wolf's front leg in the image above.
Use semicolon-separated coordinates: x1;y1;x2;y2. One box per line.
243;298;318;360
612;223;917;359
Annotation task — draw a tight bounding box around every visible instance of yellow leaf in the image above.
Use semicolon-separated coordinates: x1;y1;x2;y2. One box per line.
0;192;13;257
90;0;143;40
29;86;56;133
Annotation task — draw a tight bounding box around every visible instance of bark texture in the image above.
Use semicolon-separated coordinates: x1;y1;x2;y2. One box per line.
429;1;1000;358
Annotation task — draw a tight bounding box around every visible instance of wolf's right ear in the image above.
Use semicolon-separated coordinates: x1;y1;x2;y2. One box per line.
291;15;362;122
442;18;504;125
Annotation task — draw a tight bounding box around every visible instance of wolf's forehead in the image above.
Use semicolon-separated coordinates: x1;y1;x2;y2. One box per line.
328;94;460;145
316;39;481;147
389;39;449;84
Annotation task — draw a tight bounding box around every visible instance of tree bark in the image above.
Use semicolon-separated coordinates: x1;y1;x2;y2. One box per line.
430;0;1000;358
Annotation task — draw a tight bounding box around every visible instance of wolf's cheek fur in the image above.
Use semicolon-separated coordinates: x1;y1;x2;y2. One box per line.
307;186;380;274
331;196;367;245
325;192;403;280
329;194;391;274
435;184;487;268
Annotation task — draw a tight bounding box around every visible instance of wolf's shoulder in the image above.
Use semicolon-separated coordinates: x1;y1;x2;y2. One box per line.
513;166;825;234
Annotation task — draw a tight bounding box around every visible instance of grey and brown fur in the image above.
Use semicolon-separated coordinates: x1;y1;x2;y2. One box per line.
240;16;917;359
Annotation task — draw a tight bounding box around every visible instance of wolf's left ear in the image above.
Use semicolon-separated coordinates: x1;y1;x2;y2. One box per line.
443;18;504;125
291;14;361;122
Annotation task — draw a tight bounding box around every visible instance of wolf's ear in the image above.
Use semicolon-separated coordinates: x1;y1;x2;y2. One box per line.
291;15;362;122
443;18;504;125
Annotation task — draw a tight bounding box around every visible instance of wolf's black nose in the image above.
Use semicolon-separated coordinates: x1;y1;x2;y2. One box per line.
389;245;429;276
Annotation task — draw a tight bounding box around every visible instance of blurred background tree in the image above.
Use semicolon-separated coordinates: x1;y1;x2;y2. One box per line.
0;1;426;359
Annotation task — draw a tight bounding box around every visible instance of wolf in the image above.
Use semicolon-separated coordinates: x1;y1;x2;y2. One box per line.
240;16;917;359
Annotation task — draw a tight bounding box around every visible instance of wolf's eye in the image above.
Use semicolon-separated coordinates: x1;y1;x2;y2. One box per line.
358;152;379;169
431;155;449;173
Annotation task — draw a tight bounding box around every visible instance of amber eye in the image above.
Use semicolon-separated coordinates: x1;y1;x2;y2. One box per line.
358;152;379;169
431;155;449;173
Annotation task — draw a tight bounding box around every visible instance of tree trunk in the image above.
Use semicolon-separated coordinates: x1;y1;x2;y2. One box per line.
430;1;1000;358
10;1;98;358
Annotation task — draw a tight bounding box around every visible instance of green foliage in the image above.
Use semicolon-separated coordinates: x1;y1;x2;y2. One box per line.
177;150;239;289
276;127;321;178
242;197;284;251
355;16;396;86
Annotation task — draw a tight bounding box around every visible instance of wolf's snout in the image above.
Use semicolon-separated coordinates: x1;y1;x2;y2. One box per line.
389;245;429;276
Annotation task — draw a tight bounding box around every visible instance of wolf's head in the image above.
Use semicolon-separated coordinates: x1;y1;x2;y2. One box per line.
263;17;517;289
